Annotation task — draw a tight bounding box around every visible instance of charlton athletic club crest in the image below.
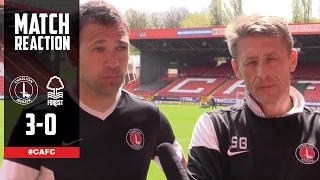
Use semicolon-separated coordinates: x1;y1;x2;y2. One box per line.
295;143;319;165
126;129;144;150
9;76;38;105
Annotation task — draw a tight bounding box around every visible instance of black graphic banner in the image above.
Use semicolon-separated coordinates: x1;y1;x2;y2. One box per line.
3;0;80;158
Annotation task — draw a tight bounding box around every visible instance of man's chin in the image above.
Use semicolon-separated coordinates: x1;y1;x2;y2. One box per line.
98;85;122;96
256;96;282;106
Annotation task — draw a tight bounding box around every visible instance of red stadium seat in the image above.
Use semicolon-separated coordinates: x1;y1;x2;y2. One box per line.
213;79;246;99
157;77;227;98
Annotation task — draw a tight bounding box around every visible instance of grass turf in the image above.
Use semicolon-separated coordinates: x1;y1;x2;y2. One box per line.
0;100;223;179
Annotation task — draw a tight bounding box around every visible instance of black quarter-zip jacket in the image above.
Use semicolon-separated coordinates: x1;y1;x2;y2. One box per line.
188;103;320;180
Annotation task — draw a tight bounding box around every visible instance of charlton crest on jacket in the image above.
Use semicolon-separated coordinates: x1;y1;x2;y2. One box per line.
295;143;319;165
126;129;144;150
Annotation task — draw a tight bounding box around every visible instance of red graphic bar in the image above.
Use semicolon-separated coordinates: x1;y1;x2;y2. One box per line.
4;147;80;158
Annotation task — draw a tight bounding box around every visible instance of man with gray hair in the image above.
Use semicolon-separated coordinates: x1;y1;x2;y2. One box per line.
187;14;320;180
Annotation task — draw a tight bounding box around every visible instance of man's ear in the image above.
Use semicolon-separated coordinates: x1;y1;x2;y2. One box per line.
231;59;242;79
67;44;79;68
289;49;298;72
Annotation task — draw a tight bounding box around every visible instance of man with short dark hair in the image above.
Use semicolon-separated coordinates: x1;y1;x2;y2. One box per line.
187;14;320;180
0;1;186;179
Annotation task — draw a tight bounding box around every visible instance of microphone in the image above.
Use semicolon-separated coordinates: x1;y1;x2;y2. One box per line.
156;143;190;180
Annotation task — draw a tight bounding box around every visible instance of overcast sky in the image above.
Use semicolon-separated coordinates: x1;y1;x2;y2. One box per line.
80;0;320;21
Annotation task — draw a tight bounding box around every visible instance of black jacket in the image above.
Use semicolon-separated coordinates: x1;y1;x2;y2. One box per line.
188;103;320;180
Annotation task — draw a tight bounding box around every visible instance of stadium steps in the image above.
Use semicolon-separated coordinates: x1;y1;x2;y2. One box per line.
5;56;47;92
207;78;230;98
202;66;216;75
154;80;176;96
124;78;140;92
133;79;176;99
153;89;162;96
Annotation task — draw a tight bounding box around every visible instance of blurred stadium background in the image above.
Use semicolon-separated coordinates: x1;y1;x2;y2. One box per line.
0;0;320;180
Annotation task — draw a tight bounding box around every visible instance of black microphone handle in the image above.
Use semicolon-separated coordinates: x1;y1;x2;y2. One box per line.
156;143;190;180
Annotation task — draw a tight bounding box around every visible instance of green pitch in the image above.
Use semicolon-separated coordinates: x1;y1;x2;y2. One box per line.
146;104;222;180
0;100;223;179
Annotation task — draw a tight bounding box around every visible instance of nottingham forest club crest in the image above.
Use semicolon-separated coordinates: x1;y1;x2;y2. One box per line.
126;129;144;150
295;143;319;165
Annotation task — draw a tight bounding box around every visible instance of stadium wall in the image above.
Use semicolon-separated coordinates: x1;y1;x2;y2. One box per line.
140;51;176;84
153;96;320;110
140;51;215;84
178;54;211;68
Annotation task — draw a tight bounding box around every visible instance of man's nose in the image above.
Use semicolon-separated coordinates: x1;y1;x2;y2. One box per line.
104;53;119;68
256;62;269;80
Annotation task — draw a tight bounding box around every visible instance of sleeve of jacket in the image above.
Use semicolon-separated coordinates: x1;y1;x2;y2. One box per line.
153;109;184;169
187;113;224;180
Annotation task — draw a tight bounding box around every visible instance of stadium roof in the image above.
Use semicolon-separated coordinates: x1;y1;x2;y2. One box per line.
129;23;320;40
129;25;320;55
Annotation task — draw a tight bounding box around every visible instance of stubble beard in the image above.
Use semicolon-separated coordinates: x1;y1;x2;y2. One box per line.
80;75;123;97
